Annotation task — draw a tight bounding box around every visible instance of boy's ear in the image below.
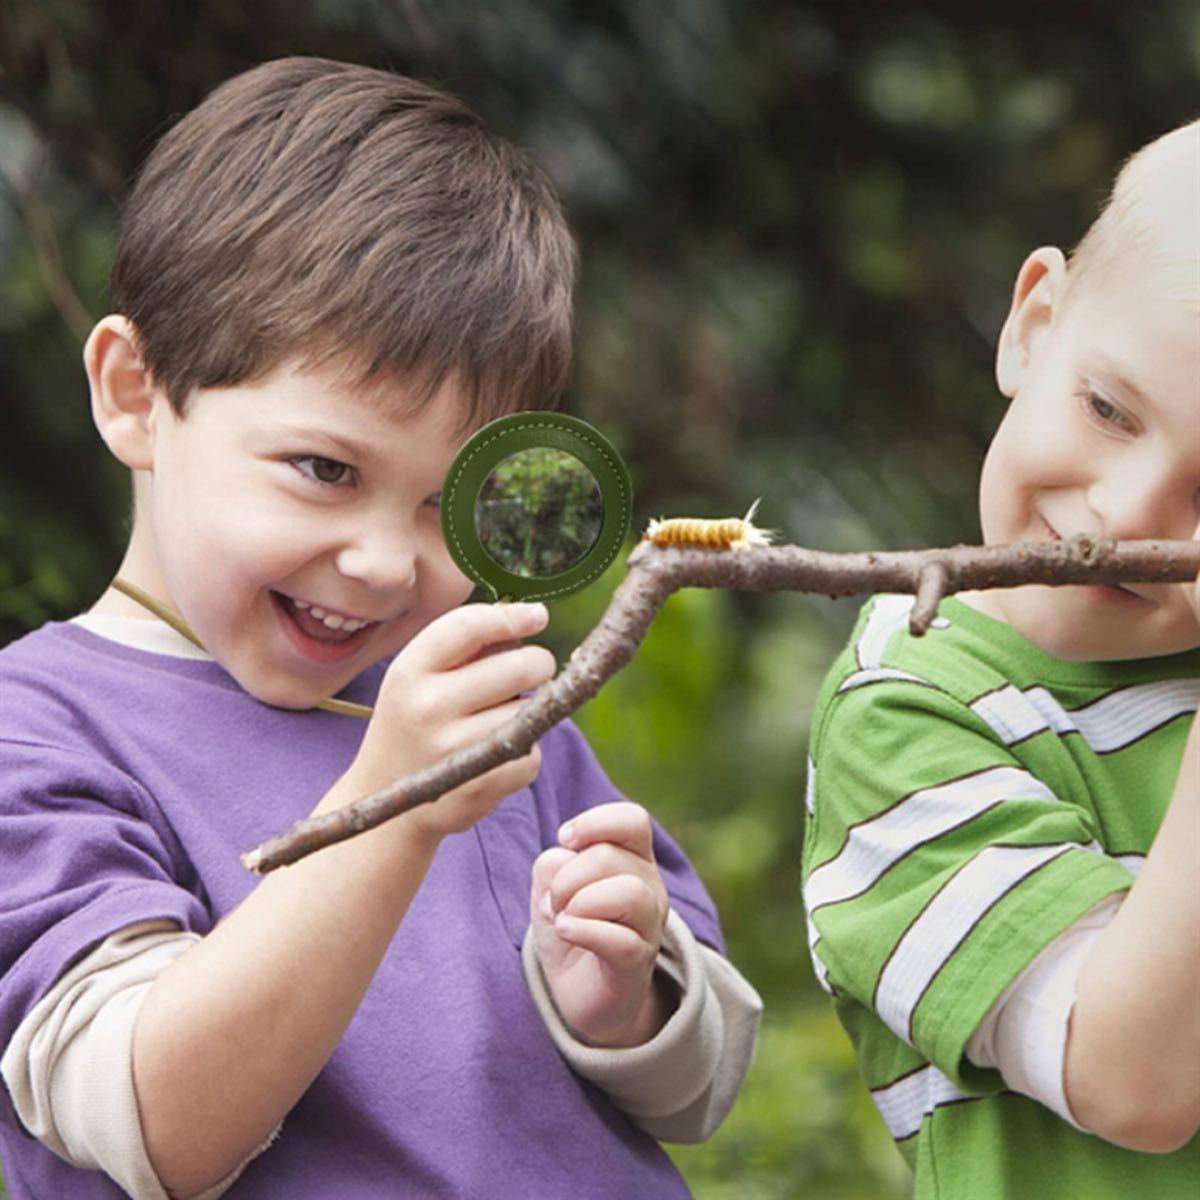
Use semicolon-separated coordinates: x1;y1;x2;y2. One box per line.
84;315;167;470
995;246;1067;397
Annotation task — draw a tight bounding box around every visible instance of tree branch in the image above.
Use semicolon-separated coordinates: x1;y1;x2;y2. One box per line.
243;534;1200;874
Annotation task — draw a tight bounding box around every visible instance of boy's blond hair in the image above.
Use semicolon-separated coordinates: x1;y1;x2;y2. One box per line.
1067;117;1200;312
111;57;577;424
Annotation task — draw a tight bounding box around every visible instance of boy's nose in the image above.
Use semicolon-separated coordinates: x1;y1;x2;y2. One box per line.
335;521;420;593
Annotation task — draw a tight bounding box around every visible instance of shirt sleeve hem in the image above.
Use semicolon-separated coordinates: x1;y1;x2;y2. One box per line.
921;853;1133;1091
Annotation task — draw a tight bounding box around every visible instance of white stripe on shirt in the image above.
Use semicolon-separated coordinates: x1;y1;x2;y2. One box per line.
804;766;1057;915
855;595;916;670
806;908;832;994
970;679;1199;751
1072;680;1199;749
871;1063;975;1141
874;842;1084;1044
803;757;833;994
837;666;929;694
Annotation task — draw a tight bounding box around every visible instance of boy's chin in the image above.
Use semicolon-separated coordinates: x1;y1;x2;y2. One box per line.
1002;590;1199;663
232;668;354;712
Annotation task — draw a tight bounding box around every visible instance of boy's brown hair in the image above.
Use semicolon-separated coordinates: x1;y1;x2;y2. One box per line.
110;56;577;425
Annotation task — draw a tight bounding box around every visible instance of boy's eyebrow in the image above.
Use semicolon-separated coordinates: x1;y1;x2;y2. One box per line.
1087;355;1152;407
267;422;378;461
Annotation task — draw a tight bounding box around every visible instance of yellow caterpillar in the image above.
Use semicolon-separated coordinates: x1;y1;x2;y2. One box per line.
643;500;774;551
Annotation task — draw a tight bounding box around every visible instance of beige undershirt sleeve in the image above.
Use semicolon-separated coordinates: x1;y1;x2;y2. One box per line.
6;909;761;1196
522;908;763;1142
1;922;275;1200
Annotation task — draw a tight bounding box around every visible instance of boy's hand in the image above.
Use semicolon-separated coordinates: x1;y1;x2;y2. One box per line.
530;801;676;1048
340;602;555;841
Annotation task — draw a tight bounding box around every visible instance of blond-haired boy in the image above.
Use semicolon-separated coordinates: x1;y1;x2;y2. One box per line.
803;119;1199;1197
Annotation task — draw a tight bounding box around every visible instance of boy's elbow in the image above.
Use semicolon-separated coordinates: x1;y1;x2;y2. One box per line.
1139;1116;1200;1156
1090;1109;1198;1155
1065;995;1200;1154
1070;1079;1200;1154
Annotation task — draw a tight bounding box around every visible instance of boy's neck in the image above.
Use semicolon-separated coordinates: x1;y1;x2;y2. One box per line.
955;589;1008;624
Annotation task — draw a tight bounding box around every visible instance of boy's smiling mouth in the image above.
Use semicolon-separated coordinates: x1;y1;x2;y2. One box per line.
1038;515;1061;542
273;592;379;648
1038;515;1143;603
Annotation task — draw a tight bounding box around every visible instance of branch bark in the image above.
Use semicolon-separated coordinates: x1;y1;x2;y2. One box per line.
243;534;1200;874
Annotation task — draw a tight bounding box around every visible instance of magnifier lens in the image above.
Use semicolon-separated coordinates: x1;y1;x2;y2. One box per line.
475;448;603;579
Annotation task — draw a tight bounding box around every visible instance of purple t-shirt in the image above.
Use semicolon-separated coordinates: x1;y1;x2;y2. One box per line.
0;623;723;1198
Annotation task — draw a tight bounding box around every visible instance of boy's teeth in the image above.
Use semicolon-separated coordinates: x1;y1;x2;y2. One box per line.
288;598;371;633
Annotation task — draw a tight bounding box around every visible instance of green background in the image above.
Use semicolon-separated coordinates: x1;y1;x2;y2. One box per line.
2;2;1196;1195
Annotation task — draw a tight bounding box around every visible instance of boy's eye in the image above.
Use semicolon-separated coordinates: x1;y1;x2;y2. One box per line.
424;491;442;509
1080;389;1136;434
292;455;353;486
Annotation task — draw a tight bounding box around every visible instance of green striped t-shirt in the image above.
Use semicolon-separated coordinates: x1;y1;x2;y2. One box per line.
802;594;1199;1199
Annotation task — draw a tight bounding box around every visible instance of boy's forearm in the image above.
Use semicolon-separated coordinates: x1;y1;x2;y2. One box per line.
133;779;441;1197
1065;717;1200;1152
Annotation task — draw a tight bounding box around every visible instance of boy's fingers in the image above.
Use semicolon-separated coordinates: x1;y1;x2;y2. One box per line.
555;874;663;933
550;915;653;973
399;602;549;673
547;850;668;929
387;640;554;738
442;694;548;757
547;844;641;905
533;846;576;888
531;847;576;922
409;644;554;729
452;644;556;714
464;638;522;662
557;801;655;861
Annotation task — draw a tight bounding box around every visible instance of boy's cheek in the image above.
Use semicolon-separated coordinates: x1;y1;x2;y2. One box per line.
434;565;477;615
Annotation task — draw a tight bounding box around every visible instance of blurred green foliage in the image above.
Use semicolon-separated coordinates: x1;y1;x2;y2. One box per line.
1;1;1197;1195
476;447;604;577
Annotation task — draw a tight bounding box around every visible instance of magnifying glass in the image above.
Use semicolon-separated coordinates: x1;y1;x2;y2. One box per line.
441;412;633;602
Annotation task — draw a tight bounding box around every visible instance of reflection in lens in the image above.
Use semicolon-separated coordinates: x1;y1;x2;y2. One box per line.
475;448;604;578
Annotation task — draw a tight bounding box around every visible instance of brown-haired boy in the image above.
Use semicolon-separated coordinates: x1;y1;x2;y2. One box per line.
0;58;760;1199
